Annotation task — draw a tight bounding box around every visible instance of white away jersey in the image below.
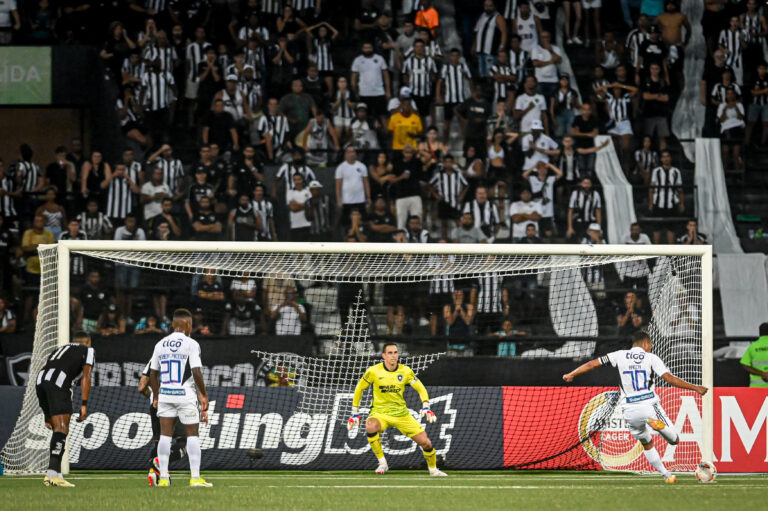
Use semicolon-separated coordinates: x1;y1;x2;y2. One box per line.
599;346;670;405
149;332;203;403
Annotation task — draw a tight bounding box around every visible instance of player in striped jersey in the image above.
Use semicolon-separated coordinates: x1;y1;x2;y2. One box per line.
401;40;438;123
437;49;471;142
429;154;468;240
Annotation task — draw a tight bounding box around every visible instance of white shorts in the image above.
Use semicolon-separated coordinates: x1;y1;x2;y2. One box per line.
623;402;675;445
582;0;601;8
185;78;199;100
609;120;633;136
157;401;200;425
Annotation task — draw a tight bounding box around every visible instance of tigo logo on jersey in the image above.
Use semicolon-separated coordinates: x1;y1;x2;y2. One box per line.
162;340;183;353
626;352;645;362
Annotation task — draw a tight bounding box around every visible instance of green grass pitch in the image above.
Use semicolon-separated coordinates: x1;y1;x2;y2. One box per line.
1;471;765;510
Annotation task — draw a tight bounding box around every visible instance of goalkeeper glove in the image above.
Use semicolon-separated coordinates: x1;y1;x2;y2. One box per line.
347;407;360;430
420;402;436;423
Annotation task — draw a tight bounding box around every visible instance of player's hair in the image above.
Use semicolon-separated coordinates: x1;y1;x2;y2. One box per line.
72;331;90;344
631;330;651;346
382;342;398;353
173;308;192;320
760;322;768;336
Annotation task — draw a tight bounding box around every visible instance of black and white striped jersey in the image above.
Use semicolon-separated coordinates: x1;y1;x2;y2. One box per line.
718;28;745;70
257;114;290;146
185;41;212;81
333;89;355;119
116;98;139;125
568;188;602;224
580;238;606;284
711;82;741;104
307;195;331;236
503;0;518;20
220;88;246;121
37;343;95;391
252;199;275;240
217;53;232;72
406;228;430;243
625;28;650;69
743;11;765;46
490;62;514;103
77;211;113;240
509;48;529;79
0;308;15;330
463;200;500;238
402;55;438;97
238;80;262;113
635;149;660;174
475;273;503;313
260;0;282;15
751;77;768;105
275;164;316;190
59;231;88;275
121;58;146;83
244;46;265;73
17;161;41;192
605;91;632;123
404;40;443;60
557;151;584;182
429;168;467;209
238;25;270;44
104;177;135;219
141;70;175;110
440;62;471;103
429;256;455;295
143;46;178;73
0;175;18;216
151;157;185;193
292;0;315;10
650;166;682;210
474;10;503;54
313;38;334;72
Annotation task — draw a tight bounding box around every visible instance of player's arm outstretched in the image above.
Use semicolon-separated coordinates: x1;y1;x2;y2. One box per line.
562;358;602;382
658;372;708;396
348;373;371;430
409;376;436;423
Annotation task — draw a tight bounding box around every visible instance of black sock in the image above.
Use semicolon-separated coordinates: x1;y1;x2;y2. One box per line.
49;432;66;473
169;445;186;463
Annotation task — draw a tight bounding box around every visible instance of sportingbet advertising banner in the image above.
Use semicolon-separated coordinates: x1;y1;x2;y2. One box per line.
0;47;52;104
22;387;503;470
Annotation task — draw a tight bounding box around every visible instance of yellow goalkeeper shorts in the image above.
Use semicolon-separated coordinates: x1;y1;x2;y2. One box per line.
367;411;424;437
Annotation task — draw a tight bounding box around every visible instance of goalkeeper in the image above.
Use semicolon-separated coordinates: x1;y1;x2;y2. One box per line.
348;343;446;476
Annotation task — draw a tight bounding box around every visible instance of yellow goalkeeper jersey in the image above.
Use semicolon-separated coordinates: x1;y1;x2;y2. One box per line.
352;363;430;417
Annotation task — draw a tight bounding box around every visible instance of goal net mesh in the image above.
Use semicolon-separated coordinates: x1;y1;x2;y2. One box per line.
0;246;704;474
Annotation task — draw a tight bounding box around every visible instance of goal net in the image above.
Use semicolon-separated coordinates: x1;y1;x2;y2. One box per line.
0;242;712;474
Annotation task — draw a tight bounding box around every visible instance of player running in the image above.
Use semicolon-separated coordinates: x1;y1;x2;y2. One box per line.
139;358;188;486
148;308;212;487
36;331;94;487
562;331;708;483
348;343;446;477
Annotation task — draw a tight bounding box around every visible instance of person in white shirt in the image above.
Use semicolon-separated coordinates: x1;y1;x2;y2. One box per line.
286;173;312;241
149;308;212;487
563;331;708;484
335;145;371;227
717;88;746;170
523;160;563;238
509;187;542;241
530;31;562;100
514;75;548;133
350;42;391;125
521;119;559;169
270;285;307;335
140;167;172;220
621;222;652;289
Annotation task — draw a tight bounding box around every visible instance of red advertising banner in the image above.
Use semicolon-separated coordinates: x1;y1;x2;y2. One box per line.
714;387;768;473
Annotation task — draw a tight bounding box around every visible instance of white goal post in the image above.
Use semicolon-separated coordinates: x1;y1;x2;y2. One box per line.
3;241;713;473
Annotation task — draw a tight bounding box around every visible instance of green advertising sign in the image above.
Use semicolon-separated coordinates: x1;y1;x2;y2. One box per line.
0;47;52;105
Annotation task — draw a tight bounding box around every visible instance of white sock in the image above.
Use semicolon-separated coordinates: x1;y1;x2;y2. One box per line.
657;426;678;445
46;469;57;479
158;435;172;478
643;446;670;478
187;435;201;479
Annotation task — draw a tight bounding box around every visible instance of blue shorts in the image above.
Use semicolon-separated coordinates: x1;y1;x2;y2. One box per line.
748;103;768;123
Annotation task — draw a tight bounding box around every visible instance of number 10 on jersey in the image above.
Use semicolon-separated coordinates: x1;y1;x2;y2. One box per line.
160;359;183;384
623;369;648;391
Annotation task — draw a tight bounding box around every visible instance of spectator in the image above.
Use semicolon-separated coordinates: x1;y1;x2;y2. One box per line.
270;285;306;335
401;40;438;125
350;103;380;155
255;97;291;162
464;185;501;243
345;208;368;242
286;173;312;241
35;187;67;240
147;198;182;240
701;50;734;136
509;187;543;242
59;218;87;278
331;76;356;145
0;160;20;233
100;21;136;83
626;14;651;72
300;108;340;166
719;16;746;86
451;211;488;243
191;196;222;241
634;135;659;185
550;74;580;139
567;177;602;240
718;88;746;169
16;144;45;221
597;31;623;72
273;148;317;198
746;62;768;147
367;195;397;242
305;180;332;241
617;291;645;337
676;218;707;245
531;31;562;100
186;167;215;220
443;289;474;337
580;223;606;299
113;214;144;316
252;183;278;241
45;146;76;205
224;293;262;336
649;150;684;244
570;103;599;171
0;296;16;334
656;1;690;86
388;98;423;151
140;59;177;143
521;119;559;170
492;317;527;357
191;306;212;336
473;272;504;335
146;144;185;204
279;78;317;140
512;1;542;53
438;49;473;142
228;193;262;241
456;84;493;158
97;303;126;337
740;322;768;387
0;0;20;44
597;81;639;170
80;270;108;334
203;99;239;151
524;161;563;239
134;315;167;335
101;163;140;226
429;154;468;240
77;199;113;240
622;222;652;290
636;25;668;85
195;269;226;327
641;62;671;151
335;146;371;227
415;0;440;37
350;41;391;127
21;215;53;321
391;144;424;230
140;167;172;221
212;74;254;130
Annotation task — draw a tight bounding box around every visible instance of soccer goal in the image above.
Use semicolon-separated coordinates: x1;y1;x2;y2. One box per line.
0;241;713;474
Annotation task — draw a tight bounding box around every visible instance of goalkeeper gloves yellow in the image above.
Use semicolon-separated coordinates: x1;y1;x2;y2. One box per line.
420;402;436;423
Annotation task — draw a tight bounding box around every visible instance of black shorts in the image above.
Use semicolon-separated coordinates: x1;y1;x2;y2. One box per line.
318;70;334;79
442;102;460;121
429;292;452;314
36;382;73;421
721;127;744;145
383;283;406;307
149;404;187;441
437;201;461;220
413;95;432;118
360;95;387;118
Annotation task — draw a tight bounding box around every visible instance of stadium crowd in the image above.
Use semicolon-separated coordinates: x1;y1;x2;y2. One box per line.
0;0;759;346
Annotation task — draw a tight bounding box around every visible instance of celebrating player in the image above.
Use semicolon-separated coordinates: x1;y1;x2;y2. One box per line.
348;343;446;477
148;308;212;487
36;331;94;487
562;331;708;483
139;357;188;486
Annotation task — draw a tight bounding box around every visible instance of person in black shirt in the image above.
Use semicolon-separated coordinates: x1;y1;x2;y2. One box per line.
641;63;671;151
455;85;492;158
186;168;215;220
227;194;261;241
203;99;239;151
355;0;381;43
228;145;264;205
80;270;108;334
191;196;223;241
367;195;397;242
36;331;94;487
391;145;425;231
700;50;734;137
636;25;668;84
148;198;183;240
45;146;76;207
570;103;599;173
196;46;223;119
